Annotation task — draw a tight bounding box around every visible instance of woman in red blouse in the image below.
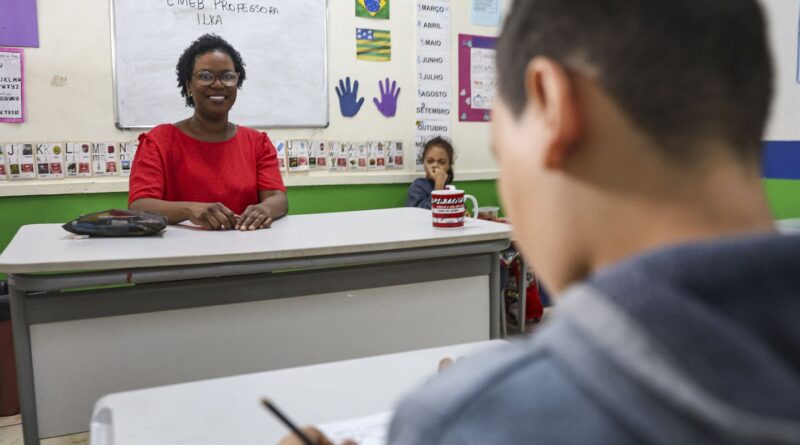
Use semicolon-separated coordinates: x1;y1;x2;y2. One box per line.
129;34;288;231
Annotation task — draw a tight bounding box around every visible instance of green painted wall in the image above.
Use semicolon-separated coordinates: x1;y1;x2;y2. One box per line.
1;178;798;280
764;179;800;220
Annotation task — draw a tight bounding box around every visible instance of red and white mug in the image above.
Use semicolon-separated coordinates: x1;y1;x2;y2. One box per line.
431;186;479;229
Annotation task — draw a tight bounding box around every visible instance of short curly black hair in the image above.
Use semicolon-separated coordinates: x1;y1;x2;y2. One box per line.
176;34;247;108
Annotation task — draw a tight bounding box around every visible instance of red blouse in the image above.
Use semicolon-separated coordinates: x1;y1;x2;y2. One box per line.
128;124;286;215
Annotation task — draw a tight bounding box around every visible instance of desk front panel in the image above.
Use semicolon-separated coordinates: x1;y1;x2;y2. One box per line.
30;276;489;437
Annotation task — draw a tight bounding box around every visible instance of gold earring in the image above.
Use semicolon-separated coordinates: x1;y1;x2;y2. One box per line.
188;91;193;97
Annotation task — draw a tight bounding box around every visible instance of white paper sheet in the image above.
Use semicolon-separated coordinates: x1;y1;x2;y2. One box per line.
470;47;497;110
416;0;452;171
0;48;24;122
415;120;452;170
470;0;501;27
318;411;393;445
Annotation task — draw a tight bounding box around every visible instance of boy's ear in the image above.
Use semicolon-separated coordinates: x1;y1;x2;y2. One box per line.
524;58;582;170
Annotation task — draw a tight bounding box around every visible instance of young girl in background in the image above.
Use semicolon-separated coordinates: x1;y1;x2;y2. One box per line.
405;136;454;209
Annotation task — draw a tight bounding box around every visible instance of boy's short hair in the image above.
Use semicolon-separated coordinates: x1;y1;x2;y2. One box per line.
496;0;773;161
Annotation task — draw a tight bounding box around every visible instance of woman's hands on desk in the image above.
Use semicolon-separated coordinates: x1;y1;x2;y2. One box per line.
278;427;356;445
130;190;287;231
187;202;274;231
237;203;274;231
185;202;238;230
130;198;239;231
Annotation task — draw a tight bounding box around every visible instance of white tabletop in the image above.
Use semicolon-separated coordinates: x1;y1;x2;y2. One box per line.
776;218;800;235
0;208;511;273
90;340;502;445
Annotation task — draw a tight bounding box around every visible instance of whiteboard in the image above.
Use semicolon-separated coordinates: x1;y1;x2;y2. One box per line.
111;0;328;129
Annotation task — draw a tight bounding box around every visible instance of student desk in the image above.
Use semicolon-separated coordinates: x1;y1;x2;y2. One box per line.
89;340;502;445
776;218;800;234
0;208;511;444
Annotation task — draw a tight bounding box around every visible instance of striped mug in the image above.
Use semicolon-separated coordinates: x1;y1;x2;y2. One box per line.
431;186;479;229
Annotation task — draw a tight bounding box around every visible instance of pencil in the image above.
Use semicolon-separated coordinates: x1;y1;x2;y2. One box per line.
261;398;316;445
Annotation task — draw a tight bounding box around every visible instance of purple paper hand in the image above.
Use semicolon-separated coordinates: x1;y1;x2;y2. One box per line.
373;78;401;117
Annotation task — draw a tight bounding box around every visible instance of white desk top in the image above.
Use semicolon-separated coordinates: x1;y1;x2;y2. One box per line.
90;341;502;445
0;208;511;274
776;218;800;235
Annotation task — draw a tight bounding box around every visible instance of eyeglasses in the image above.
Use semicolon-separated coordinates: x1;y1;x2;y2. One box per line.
193;70;240;87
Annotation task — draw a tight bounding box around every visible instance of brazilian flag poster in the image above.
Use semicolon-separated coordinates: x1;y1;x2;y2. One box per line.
356;0;390;20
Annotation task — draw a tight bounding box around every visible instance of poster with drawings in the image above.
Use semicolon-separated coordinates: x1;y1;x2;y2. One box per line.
331;142;349;171
347;143;358;170
386;141;404;169
354;142;368;170
308;140;318;169
458;34;497;122
0;144;7;180
92;142;118;176
119;141;139;176
347;143;362;170
415;120;451;171
273;140;287;173
0;48;24;123
469;46;496;110
35;143;65;179
311;140;328;169
327;141;337;171
65;142;93;177
368;141;386;170
6;143;36;179
288;140;310;172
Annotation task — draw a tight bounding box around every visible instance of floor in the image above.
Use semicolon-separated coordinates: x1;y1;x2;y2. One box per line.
0;415;88;445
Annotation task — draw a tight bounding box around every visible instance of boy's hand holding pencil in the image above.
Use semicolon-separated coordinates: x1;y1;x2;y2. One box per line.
264;398;358;445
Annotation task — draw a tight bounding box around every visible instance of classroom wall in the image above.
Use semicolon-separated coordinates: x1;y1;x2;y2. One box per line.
0;0;510;274
758;0;800;220
0;0;506;176
0;0;512;279
2;0;800;272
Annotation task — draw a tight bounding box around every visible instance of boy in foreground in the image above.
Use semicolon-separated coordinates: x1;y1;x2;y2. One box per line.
283;0;800;443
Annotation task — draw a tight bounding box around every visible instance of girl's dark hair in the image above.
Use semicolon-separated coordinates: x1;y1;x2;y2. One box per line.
423;136;455;184
176;34;247;108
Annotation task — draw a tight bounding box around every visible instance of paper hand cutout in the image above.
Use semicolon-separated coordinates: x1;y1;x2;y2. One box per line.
336;77;365;118
373;78;400;117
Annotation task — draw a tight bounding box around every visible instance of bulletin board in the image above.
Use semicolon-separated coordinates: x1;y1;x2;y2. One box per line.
458;34;496;122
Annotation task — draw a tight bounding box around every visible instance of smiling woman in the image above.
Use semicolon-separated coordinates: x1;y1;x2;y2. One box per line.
128;34;289;231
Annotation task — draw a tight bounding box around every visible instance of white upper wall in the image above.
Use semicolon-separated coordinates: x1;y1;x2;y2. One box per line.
0;0;511;184
761;0;800;140
3;0;792;192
